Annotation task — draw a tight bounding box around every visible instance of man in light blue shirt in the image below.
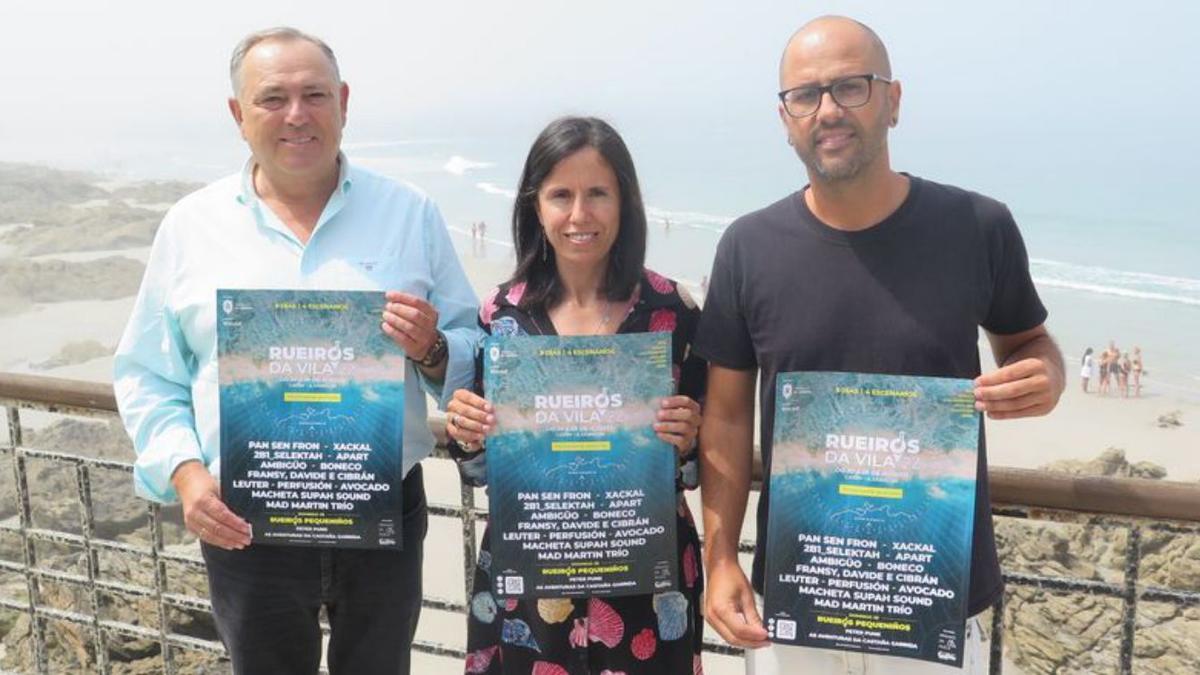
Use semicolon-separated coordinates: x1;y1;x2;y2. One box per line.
113;26;479;674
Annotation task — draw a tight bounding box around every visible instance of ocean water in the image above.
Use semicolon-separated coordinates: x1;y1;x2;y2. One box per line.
333;138;1200;401
62;131;1199;401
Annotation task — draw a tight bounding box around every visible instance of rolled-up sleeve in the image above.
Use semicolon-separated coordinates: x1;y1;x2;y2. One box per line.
112;217;201;504
419;201;482;408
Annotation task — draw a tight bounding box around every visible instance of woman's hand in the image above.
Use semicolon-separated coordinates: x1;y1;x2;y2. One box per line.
446;389;495;453
655;395;702;455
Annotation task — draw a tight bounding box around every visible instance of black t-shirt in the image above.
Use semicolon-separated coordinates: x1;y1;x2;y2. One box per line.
693;175;1047;616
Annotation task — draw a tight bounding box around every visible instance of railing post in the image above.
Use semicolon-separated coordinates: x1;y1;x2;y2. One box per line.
8;407;48;674
149;503;176;675
460;483;478;614
1120;525;1141;675
6;406;21;448
76;464;109;673
989;593;1004;675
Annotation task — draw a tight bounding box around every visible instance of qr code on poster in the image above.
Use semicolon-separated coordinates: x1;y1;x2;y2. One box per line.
775;619;797;640
504;576;525;595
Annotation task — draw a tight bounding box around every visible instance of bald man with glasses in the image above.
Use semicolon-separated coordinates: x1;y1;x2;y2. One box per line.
693;15;1064;674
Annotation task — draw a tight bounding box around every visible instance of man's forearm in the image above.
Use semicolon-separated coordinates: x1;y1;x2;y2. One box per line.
999;331;1064;376
699;386;756;567
700;432;753;566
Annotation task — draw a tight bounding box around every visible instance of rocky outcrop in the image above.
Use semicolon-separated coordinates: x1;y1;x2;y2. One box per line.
995;449;1200;674
0;256;144;314
111;181;202;206
2;420;187;541
0;163;105;224
1;548;224;673
1038;447;1167;480
4;202;163;256
0;162;197;251
30;340;111;370
1156;411;1183;429
1132;603;1200;675
1;418;211;671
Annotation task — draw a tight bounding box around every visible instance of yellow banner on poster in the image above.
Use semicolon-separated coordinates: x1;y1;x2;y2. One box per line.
550;440;612;452
283;391;342;403
838;484;904;499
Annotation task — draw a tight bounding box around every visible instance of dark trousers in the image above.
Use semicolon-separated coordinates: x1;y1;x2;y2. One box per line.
202;464;427;675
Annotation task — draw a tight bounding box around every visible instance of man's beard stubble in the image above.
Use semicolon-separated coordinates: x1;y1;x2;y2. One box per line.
796;119;885;182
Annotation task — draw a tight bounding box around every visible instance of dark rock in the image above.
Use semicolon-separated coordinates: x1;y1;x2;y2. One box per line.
1039;447;1168;480
1157;410;1183;429
30;340;112;370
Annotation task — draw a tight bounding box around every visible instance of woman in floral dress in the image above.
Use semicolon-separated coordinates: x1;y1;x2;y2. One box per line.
445;117;706;674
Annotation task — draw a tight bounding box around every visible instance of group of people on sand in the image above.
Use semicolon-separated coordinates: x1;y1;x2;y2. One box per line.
1080;343;1144;397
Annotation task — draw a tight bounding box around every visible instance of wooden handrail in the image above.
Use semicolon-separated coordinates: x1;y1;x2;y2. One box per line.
0;372;116;411
3;371;1198;523
988;466;1200;522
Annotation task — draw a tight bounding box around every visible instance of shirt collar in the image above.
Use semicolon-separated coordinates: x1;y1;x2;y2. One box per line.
236;152;353;206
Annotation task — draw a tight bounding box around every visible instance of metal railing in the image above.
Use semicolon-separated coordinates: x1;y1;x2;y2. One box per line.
1;372;1198;674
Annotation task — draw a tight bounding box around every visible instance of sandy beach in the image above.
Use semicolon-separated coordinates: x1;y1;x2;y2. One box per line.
985;370;1199;481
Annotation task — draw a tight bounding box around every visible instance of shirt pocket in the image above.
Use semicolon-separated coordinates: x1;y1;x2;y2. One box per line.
309;257;401;291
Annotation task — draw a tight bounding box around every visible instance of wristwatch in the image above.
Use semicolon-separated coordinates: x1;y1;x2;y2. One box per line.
413;330;448;368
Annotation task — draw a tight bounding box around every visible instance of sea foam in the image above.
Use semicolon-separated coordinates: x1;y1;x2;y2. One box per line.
1031;258;1200;307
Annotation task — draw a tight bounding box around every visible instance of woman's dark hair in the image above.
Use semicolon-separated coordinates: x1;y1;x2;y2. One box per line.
1082;346;1093;366
509;116;647;310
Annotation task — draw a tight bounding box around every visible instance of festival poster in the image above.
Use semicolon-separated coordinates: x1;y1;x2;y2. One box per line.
764;371;979;667
484;333;678;598
217;289;406;549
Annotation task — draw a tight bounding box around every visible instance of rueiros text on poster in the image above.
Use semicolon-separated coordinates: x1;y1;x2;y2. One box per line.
217;289;406;549
764;371;979;667
485;333;677;597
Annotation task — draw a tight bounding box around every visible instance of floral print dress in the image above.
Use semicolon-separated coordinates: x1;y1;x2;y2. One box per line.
450;269;707;675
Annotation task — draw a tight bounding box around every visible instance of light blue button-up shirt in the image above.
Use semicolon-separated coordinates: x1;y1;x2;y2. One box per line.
114;156;480;503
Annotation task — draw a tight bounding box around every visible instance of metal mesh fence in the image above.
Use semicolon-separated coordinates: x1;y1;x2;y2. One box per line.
2;382;1199;674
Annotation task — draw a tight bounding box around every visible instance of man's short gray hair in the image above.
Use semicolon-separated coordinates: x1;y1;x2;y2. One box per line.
229;26;341;96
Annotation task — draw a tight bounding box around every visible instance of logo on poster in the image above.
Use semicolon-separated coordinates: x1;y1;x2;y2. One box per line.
222;298;234;315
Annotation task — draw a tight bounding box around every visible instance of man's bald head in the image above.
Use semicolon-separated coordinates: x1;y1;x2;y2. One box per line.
779;16;891;88
775;16;901;184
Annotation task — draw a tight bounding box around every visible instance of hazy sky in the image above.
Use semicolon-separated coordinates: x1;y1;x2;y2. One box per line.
3;0;1199;223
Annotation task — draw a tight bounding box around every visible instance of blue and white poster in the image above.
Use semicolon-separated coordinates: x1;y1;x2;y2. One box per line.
764;371;979;667
217;289;406;549
484;333;677;598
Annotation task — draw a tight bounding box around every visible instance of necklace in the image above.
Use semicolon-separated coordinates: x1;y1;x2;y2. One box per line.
537;297;629;336
594;301;614;334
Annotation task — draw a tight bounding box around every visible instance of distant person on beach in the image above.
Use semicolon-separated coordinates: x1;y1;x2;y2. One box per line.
444;117;708;673
113;27;479;674
1099;342;1115;395
693;16;1065;673
1132;346;1144;396
1104;341;1113;393
1081;347;1094;393
1120;351;1132;397
471;221;484;256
